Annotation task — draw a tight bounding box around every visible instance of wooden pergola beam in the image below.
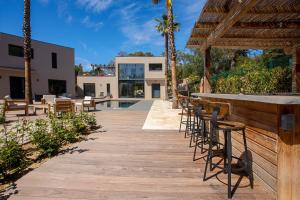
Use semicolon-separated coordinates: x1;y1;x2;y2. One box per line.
202;0;259;50
187;38;300;49
195;21;300;30
203;7;300;14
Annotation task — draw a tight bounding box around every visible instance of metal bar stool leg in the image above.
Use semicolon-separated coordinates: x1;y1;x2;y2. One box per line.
226;130;232;199
242;129;254;189
179;108;184;132
193;129;199;161
189;114;196;147
185;110;191;138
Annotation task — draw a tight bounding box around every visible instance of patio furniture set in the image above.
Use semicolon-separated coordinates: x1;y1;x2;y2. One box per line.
177;93;253;199
2;95;96;117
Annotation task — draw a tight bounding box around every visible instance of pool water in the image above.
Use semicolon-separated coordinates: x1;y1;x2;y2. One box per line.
96;100;139;109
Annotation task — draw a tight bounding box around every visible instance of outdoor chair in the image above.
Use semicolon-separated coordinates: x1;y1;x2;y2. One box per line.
82;96;96;111
41;95;56;104
3;96;28;116
53;99;74;115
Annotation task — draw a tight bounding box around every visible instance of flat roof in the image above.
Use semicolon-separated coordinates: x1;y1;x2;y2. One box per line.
0;32;74;50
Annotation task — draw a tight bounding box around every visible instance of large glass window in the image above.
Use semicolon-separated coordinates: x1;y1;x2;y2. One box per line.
119;80;144;98
118;64;145;98
149;63;162;71
8;44;34;58
119;64;144;80
48;79;66;95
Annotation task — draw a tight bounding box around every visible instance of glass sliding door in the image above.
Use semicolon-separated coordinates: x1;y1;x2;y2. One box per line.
118;64;145;98
119;80;144;98
83;83;96;97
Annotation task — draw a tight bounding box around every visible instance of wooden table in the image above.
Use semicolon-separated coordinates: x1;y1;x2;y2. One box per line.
31;104;49;115
192;93;300;200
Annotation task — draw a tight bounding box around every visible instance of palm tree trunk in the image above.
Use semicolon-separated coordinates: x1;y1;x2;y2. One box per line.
23;0;33;104
164;33;169;100
167;4;178;108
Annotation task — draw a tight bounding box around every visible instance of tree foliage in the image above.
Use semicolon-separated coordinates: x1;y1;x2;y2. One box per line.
211;56;292;94
175;49;203;92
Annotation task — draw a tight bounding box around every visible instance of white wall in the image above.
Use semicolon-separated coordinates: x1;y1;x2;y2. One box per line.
77;76;118;98
115;56;166;100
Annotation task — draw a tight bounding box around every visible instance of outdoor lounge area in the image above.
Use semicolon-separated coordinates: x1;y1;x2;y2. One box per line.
2;102;275;200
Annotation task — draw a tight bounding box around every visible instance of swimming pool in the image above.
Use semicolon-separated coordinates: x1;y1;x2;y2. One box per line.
96;100;139;110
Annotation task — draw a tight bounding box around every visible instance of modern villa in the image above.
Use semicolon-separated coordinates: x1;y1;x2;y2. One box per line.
0;32;75;99
77;56;166;100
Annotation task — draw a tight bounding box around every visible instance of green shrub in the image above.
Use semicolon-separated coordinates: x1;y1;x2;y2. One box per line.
81;112;97;128
30;112;97;157
0;105;5;124
0;127;26;177
50;114;78;144
30;119;61;157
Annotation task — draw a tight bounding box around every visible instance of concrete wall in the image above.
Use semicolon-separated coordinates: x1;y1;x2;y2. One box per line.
77;56;166;100
77;76;118;98
115;56;165;80
116;56;166;100
0;32;75;98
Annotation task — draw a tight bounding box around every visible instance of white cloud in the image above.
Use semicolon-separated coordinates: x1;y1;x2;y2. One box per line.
75;57;92;71
81;16;103;31
57;0;73;24
38;0;49;5
77;0;113;13
119;3;163;47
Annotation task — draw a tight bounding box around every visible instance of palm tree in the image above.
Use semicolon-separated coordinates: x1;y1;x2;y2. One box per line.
152;0;178;108
23;0;33;103
155;14;179;101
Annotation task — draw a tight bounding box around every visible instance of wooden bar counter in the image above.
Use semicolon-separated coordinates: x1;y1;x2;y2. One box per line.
192;93;300;200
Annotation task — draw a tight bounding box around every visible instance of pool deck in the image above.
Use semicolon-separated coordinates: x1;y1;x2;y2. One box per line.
3;101;274;199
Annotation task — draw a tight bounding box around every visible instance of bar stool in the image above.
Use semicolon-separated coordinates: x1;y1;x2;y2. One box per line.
189;99;209;150
178;95;194;138
203;106;253;199
193;102;229;161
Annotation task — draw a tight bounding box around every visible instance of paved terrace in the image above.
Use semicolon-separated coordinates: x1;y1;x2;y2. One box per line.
6;101;274;199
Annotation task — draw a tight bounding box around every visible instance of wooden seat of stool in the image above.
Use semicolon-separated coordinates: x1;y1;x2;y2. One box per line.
217;121;246;131
201;113;223;121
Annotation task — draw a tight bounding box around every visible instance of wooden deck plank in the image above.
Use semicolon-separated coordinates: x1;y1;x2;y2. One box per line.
8;110;274;200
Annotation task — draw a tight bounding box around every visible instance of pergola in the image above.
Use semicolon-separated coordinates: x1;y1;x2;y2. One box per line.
186;0;300;93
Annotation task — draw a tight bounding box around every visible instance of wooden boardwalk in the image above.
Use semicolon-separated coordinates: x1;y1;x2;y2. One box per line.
8;110;274;200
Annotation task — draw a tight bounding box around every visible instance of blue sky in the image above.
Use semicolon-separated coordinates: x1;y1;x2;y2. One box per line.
0;0;205;70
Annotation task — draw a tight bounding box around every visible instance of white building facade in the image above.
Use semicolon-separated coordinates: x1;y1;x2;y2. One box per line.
77;56;166;100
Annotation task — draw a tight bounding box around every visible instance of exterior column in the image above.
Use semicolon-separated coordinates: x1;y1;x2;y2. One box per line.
203;46;212;93
293;47;300;93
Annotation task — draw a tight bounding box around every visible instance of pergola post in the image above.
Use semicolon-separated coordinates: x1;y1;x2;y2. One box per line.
203;46;212;93
292;47;300;93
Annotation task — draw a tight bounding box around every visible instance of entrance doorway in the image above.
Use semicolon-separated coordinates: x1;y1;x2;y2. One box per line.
152;84;160;98
10;76;25;99
107;83;111;96
84;83;95;97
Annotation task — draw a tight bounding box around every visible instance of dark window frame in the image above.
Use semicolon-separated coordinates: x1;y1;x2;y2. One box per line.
8;44;34;59
52;52;58;69
149;63;163;71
